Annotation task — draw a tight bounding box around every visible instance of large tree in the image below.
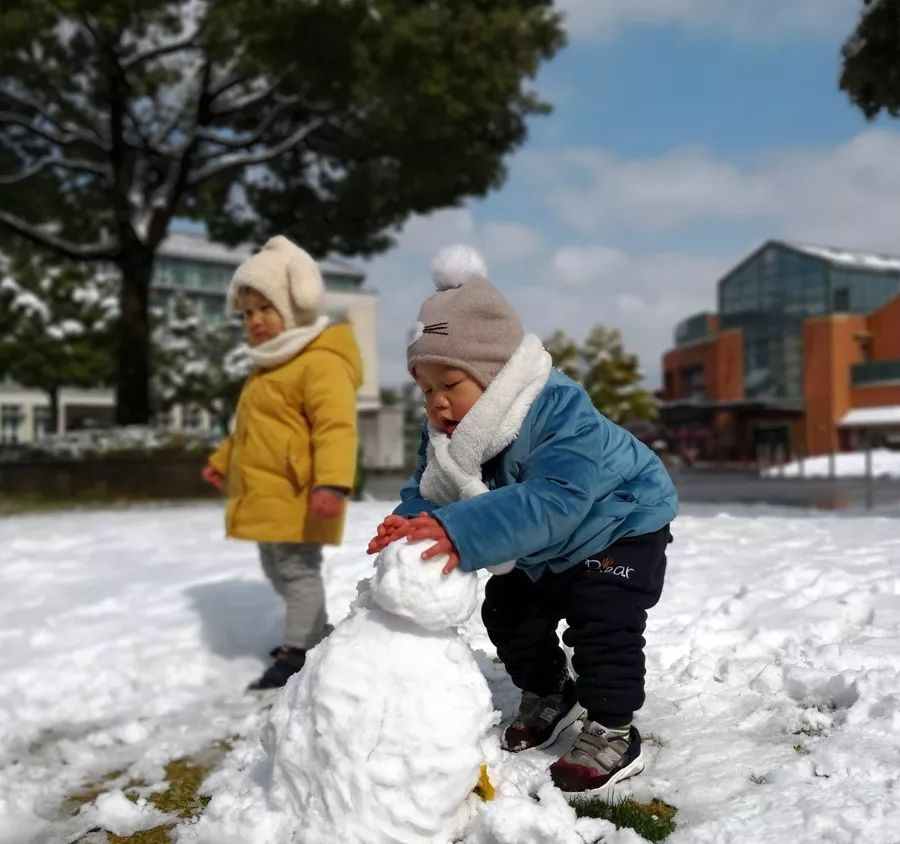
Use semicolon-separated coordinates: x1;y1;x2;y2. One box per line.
543;326;658;425
0;0;564;424
840;0;900;117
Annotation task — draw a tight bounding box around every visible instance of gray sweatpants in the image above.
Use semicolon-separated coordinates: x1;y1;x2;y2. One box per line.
257;542;328;650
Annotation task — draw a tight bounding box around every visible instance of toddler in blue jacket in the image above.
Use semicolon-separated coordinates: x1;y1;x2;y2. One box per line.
367;245;677;796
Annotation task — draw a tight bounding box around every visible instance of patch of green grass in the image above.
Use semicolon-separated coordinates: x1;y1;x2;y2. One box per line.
572;796;677;842
107;826;176;844
64;769;126;815
146;758;211;818
67;742;233;843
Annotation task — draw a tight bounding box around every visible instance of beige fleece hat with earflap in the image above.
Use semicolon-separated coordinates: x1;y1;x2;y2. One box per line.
226;235;324;329
407;245;524;388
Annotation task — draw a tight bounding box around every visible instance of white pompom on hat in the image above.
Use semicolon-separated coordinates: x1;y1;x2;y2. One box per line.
226;235;324;329
407;245;524;388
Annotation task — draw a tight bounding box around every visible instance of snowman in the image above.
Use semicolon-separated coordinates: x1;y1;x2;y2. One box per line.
260;537;499;844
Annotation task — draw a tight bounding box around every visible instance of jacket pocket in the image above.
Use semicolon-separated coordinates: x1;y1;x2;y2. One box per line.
285;435;311;495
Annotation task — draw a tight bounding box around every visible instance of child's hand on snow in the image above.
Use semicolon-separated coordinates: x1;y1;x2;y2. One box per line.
367;515;411;554
201;464;225;492
405;514;460;575
310;488;345;520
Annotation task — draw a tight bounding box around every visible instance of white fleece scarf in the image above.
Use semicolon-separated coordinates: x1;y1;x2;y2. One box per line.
419;333;552;574
244;316;330;369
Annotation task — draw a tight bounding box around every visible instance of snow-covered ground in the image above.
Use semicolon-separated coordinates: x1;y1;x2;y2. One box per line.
1;501;899;843
763;448;900;479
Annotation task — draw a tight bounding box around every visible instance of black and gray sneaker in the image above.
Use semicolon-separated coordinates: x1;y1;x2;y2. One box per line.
550;722;644;795
501;678;585;752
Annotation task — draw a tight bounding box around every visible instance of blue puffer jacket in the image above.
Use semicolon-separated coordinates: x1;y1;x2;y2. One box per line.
394;370;678;580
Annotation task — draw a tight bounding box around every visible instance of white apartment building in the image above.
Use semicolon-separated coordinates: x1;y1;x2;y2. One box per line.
0;231;404;470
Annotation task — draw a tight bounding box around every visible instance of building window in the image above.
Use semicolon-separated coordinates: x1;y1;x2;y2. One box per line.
680;365;705;400
33;406;52;439
1;404;23;445
833;287;849;312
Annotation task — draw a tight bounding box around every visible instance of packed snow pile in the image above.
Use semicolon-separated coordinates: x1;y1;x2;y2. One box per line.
189;539;498;844
762;448;900;479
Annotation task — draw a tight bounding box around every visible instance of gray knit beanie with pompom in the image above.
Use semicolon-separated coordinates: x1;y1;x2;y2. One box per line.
406;245;524;388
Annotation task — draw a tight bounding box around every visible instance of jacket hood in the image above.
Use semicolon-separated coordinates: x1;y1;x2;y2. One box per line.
310;323;364;389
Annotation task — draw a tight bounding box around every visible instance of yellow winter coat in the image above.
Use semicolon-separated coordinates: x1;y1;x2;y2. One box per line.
208;324;363;544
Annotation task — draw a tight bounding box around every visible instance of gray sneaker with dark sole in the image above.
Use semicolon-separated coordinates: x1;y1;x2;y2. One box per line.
550;722;644;796
501;678;586;752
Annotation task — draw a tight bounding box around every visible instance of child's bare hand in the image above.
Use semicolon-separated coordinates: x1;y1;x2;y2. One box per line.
201;464;225;492
406;514;460;574
310;488;345;520
366;514;411;554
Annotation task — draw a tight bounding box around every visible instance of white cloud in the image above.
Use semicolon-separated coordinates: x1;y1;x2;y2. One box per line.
516;247;727;386
556;0;858;41
364;128;900;393
528;130;900;252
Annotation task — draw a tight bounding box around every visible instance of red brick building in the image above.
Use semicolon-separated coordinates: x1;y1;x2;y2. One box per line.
659;240;900;462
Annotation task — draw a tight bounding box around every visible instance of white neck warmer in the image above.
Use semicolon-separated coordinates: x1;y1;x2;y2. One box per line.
244;316;330;369
419;334;552;574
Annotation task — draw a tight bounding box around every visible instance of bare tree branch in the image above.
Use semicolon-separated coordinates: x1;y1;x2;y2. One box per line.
121;26;205;72
209;70;293;118
187;118;329;187
0;155;111;185
0;209;118;260
196;95;303;153
0;87;108;150
0;110;109;150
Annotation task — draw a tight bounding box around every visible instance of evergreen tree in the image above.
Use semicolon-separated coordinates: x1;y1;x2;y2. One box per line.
0;0;564;424
543;326;658;425
0;250;118;433
151;296;248;433
840;0;900;118
543;329;580;381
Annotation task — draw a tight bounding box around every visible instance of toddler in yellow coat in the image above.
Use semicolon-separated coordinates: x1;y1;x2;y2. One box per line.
202;235;363;690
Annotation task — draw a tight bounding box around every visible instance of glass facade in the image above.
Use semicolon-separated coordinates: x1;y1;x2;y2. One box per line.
718;244;899;400
155;257;234;292
829;268;898;314
675;312;712;347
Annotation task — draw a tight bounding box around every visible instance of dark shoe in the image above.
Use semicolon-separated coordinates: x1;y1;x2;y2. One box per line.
550;723;644;795
248;648;306;691
501;677;584;752
267;625;334;658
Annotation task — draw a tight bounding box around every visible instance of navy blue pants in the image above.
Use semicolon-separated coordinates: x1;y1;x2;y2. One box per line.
482;525;671;726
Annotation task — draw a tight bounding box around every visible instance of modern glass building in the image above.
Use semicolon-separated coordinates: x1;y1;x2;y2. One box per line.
660;240;900;462
719;243;899;403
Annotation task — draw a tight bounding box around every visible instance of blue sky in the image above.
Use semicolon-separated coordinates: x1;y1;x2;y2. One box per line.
364;0;899;390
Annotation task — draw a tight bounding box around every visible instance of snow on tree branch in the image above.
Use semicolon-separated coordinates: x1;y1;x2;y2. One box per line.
209;71;292;118
187;119;330;187
0;110;107;151
0;87;110;151
195;96;304;153
0;155;111;185
0;211;118;261
121;26;206;72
